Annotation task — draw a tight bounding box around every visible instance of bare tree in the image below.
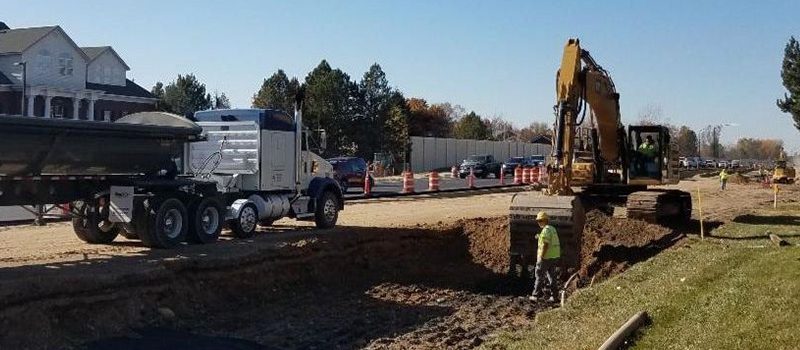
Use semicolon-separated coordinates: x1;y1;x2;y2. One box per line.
636;103;667;126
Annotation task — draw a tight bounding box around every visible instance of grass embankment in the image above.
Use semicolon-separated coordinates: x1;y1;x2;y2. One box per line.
485;207;800;350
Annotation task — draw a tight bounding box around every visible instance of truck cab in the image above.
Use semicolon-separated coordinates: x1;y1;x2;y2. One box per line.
190;109;343;237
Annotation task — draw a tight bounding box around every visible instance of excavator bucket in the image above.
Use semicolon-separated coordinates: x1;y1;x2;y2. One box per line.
508;193;585;278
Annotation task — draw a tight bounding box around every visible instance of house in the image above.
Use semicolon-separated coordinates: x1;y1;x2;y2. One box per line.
0;21;156;121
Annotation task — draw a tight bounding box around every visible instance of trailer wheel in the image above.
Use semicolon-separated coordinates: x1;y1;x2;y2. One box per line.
314;191;339;229
72;200;119;244
139;198;188;249
188;197;223;244
229;203;258;238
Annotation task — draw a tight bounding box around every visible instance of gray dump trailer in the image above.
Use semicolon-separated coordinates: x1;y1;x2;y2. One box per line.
0;109;343;248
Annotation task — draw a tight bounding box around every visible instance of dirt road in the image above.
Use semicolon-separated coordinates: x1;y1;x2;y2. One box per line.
0;175;794;349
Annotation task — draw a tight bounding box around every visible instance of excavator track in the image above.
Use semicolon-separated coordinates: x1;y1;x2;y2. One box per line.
626;190;692;224
508;193;585;278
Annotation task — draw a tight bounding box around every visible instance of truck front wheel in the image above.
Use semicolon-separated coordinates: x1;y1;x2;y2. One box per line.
229;203;258;238
315;191;339;229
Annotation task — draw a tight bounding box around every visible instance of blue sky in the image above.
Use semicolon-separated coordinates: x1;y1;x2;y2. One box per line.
6;0;800;151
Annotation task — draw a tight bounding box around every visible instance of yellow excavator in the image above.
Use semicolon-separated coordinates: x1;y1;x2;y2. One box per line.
508;39;692;276
772;151;796;184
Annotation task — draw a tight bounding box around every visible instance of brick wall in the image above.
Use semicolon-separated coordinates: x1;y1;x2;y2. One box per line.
93;99;155;121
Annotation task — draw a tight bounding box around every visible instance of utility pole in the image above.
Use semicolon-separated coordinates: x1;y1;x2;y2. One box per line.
13;61;26;116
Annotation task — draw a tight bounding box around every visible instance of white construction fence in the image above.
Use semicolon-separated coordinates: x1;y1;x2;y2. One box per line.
410;136;552;172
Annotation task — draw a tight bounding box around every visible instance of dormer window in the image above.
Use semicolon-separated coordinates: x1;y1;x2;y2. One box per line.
58;53;73;76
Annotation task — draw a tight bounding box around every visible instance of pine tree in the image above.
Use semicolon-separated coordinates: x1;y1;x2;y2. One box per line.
359;64;393;155
252;69;299;113
303;60;359;157
453;111;490;140
778;36;800;131
162;74;211;117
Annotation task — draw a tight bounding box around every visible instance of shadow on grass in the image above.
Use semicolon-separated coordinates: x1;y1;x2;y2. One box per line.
732;214;800;226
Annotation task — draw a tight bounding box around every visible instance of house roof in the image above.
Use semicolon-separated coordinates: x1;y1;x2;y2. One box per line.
0;26;89;61
0;71;13;85
86;79;156;99
81;46;106;60
81;46;130;70
0;26;55;54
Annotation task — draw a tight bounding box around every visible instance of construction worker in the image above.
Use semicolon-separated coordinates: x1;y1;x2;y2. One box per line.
529;211;560;302
720;168;730;190
638;136;658;176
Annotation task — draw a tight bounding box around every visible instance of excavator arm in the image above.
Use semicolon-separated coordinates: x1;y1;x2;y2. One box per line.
550;39;623;194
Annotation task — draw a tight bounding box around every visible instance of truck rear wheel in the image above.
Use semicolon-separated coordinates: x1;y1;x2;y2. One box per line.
72;200;119;244
229;202;258;238
139;197;188;249
315;191;339;229
188;197;223;244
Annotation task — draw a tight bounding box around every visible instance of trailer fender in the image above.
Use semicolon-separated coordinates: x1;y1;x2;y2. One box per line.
307;177;344;210
228;198;256;221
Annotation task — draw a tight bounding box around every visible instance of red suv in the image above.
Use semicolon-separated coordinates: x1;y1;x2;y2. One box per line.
328;157;374;193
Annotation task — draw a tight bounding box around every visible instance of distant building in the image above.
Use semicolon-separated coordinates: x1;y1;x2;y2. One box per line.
0;21;156;121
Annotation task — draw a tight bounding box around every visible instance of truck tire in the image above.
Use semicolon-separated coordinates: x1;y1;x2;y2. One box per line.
139;197;188;249
314;191;339;229
188;197;223;244
72;200;119;244
229;202;258;238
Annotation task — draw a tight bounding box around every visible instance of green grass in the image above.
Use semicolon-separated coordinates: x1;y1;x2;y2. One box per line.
485;208;800;350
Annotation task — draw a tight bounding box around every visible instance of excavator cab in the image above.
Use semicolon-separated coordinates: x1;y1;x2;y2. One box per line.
627;125;679;185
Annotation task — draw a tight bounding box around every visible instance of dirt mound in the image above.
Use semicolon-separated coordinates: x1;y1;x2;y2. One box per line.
577;210;674;282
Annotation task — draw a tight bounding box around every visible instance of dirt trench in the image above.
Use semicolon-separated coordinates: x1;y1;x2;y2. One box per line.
0;213;678;350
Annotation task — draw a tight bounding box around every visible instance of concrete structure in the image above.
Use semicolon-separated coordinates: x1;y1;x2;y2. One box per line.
0;22;155;120
410;136;551;171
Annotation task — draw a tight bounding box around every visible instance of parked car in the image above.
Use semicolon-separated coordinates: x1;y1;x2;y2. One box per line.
328;157;373;193
717;160;729;168
705;159;716;168
528;155;546;166
731;160;741;168
502;157;526;175
459;154;502;178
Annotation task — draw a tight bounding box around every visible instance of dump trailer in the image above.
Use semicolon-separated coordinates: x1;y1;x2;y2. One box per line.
0;107;343;248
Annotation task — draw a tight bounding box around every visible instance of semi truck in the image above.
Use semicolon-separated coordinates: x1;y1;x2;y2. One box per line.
0;104;343;248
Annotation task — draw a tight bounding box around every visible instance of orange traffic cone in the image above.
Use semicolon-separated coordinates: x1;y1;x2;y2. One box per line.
363;171;372;197
402;171;415;194
499;165;506;185
428;172;440;191
530;166;540;185
514;166;523;185
468;168;476;189
522;167;530;184
451;165;458;178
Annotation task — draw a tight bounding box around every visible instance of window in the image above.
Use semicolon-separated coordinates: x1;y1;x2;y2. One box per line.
58;53;73;76
103;110;112;122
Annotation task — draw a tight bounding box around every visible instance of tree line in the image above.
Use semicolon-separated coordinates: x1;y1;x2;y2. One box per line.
150;61;553;164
